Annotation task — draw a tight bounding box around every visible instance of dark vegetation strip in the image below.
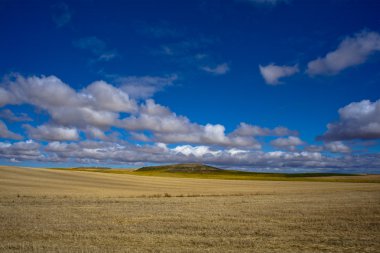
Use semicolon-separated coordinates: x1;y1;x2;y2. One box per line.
49;167;380;183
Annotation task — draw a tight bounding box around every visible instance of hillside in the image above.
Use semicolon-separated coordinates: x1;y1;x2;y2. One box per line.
136;163;223;173
53;164;380;183
129;163;380;183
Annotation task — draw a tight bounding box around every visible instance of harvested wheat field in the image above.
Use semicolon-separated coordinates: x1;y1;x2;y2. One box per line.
0;166;380;252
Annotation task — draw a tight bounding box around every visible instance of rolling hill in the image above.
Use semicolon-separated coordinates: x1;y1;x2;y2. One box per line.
55;163;380;183
136;163;223;173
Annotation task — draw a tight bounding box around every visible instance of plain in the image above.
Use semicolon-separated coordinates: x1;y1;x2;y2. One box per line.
0;166;379;253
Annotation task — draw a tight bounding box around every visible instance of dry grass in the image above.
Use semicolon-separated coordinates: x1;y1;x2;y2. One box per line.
1;166;379;252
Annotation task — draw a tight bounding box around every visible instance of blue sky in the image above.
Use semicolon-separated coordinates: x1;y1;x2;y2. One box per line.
0;0;380;172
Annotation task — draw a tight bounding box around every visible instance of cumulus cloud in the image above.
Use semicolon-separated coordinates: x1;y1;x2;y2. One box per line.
73;36;118;62
324;141;351;153
25;124;80;141
156;124;262;149
0;73;307;152
2;74;136;129
51;2;71;28
83;81;137;112
8;74;78;108
157;133;261;149
271;136;304;151
0;86;18;107
118;74;177;99
119;100;261;148
232;123;298;137
0;140;41;161
201;63;230;75
259;64;299;85
0;74;268;149
272;126;299;136
120;99;193;133
0;120;23;140
83;127;110;140
319;99;380;141
173;145;221;157
307;30;380;75
232;123;271;136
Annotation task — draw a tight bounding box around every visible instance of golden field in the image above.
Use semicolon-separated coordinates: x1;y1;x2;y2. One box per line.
0;166;379;252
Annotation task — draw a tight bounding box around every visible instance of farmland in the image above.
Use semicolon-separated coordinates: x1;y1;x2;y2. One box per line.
0;165;379;252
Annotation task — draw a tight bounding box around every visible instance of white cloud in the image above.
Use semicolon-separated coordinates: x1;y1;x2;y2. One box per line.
201;63;230;75
305;145;324;152
83;81;137;112
204;124;228;143
0;120;22;140
130;132;151;142
0;140;41;161
307;30;380;75
3;74;136;129
232;123;298;137
118;74;177;99
324;141;351;153
45;141;73;152
153;123;262;149
0;87;18;107
9;74;78;109
319;99;380;141
120;99;193;133
120;104;263;148
1;74;267;149
84;127;108;140
232;123;270;136
52;107;120;129
272;126;299;136
25;124;79;141
259;64;299;85
172;145;221;157
271;136;304;151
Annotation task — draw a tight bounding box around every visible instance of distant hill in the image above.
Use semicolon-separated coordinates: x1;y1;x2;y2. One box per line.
134;163;362;180
73;167;112;170
56;164;377;183
136;163;223;173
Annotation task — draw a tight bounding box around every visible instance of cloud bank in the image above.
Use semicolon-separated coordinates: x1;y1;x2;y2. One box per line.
0;74;378;172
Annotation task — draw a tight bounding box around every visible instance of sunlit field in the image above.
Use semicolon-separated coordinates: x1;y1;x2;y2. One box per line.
1;166;379;252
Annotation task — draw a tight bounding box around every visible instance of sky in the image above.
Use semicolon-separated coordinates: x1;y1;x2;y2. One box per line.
0;0;380;172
